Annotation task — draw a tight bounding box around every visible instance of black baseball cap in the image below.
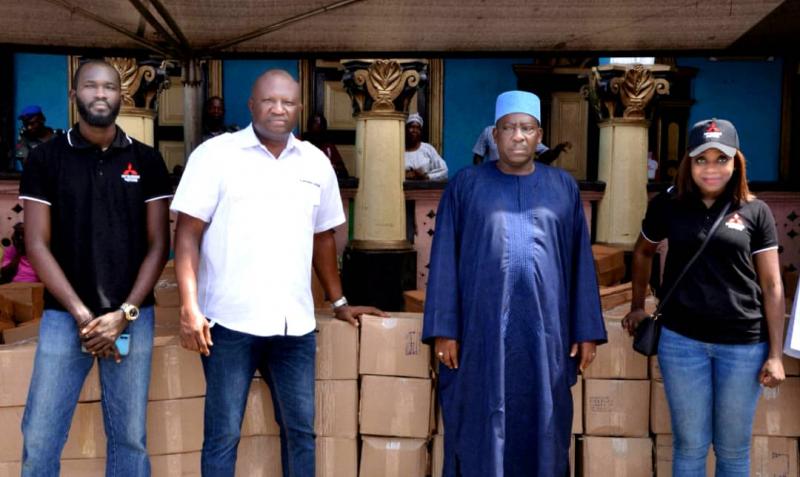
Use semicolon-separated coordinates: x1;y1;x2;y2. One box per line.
688;118;739;158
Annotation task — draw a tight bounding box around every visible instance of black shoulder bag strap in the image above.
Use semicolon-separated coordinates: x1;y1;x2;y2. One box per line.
651;200;732;320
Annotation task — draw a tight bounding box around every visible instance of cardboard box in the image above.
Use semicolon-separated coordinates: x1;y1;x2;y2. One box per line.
654;434;715;476
315;380;358;438
592;245;626;286
151;452;201;477
0;282;44;323
315;315;358;380
754;378;800;436
403;290;425;313
359;313;430;378
316;437;357;477
650;356;662;381
154;268;180;307
1;319;40;344
241;379;280;437
569;435;575;477
154;306;180;335
0;406;25;462
785;355;800;377
149;336;205;401
599;283;632;310
583;379;650;437
0;294;14;325
581;436;652;477
147;397;205;455
572;379;583;434
582;320;647;379
360;375;432;438
360;436;427;477
235;436;282;477
751;436;799;476
431;434;443;477
650;380;671;434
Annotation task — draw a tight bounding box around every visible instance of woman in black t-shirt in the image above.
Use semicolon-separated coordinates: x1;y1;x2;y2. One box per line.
623;118;785;476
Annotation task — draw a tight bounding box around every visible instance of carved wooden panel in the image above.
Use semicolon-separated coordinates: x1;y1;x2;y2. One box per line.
337;144;357;179
550;92;588;180
158;140;186;173
158;76;184;126
323;80;356;130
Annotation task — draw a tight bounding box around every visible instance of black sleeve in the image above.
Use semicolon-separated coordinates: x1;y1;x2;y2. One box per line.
19;145;53;205
140;146;173;202
641;191;672;243
750;200;779;254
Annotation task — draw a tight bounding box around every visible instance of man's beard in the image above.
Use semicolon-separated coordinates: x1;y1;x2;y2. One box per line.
76;98;121;127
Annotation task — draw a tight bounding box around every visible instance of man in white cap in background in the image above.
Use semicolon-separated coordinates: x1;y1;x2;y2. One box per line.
422;91;607;476
404;112;448;181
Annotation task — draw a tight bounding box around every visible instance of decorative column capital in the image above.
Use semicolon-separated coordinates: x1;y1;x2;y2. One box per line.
582;64;671;121
105;57;169;113
341;59;427;116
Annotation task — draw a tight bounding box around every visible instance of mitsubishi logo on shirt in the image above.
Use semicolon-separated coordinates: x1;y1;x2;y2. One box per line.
121;162;141;183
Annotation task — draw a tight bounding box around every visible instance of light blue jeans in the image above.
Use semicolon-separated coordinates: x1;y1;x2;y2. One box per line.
21;307;154;477
658;326;768;477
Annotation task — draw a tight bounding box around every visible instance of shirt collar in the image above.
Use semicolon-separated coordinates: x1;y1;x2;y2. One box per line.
67;124;133;150
235;123;299;158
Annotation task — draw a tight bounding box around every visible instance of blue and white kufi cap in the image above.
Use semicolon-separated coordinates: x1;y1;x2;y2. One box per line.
494;91;541;125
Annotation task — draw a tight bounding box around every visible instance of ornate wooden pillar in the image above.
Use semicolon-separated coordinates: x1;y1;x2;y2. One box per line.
182;58;203;159
105;57;168;146
339;59;427;310
584;64;670;248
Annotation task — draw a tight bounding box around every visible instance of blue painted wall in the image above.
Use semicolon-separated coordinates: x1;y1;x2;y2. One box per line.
13;53;69;130
442;58;520;174
222;60;299;129
678;57;783;182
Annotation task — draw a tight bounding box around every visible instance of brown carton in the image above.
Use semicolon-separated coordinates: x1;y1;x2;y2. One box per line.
751;436;799;476
583;379;650;437
753;378;800;436
60;459;107;476
592;245;626;286
403;290;425;313
1;319;40;344
241;379;280;437
360;375;432;438
235;435;282;477
154;268;180;307
581;436;653;477
649;356;663;381
654;434;714;476
582;320;647;379
0;282;44;323
359;436;427;477
431;434;443;477
0;319;14;336
151;452;201;476
651;380;671;434
599;283;633;310
147;397;205;455
316;437;357;477
149;336;205;400
315;380;358;438
315;315;358;380
0;294;14;324
784;355;800;377
154;306;181;335
359;313;430;378
572;378;583;434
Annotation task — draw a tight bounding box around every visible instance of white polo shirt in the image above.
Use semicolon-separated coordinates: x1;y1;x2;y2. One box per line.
170;124;345;337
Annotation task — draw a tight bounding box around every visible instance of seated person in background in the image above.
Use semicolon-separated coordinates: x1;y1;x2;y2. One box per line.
201;96;239;143
304;113;349;179
0;222;39;284
472;124;569;165
15;105;63;170
404;113;448;181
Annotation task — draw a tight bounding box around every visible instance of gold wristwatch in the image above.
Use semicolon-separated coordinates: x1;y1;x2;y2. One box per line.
120;303;140;321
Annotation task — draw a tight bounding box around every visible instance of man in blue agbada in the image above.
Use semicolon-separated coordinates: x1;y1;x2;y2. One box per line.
422;91;607;476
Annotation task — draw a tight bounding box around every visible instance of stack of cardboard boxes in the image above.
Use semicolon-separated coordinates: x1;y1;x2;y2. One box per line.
0;282;45;344
358;313;432;477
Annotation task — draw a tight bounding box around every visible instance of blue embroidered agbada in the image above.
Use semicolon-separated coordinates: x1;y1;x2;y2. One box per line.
422;161;607;477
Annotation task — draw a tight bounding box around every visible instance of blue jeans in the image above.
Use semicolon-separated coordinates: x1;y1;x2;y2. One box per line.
22;307;154;477
658;326;768;477
200;324;316;477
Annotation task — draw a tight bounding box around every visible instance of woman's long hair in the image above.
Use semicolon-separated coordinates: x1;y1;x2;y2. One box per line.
675;149;754;204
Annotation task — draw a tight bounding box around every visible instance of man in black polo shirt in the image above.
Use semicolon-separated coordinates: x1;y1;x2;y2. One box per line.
18;59;171;476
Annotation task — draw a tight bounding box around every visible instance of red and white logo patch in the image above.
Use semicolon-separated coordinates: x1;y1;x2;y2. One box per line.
703;121;723;140
121;162;141;183
725;213;746;232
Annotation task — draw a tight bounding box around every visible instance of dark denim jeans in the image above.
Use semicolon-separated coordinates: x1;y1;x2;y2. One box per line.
21;307;154;477
200;324;316;477
658;326;768;477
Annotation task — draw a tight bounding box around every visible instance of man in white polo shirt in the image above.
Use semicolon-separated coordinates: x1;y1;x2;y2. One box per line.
171;69;382;477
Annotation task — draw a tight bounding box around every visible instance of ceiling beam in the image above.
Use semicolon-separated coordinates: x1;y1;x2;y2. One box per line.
208;0;367;52
127;0;183;54
147;0;192;53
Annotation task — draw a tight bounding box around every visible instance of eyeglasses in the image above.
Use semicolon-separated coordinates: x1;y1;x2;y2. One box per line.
693;156;732;166
498;123;539;136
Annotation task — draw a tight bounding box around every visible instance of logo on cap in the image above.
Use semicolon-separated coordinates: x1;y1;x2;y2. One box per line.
704;121;722;139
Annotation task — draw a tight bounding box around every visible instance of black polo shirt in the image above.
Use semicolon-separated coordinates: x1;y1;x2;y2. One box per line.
642;188;778;344
20;125;172;316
